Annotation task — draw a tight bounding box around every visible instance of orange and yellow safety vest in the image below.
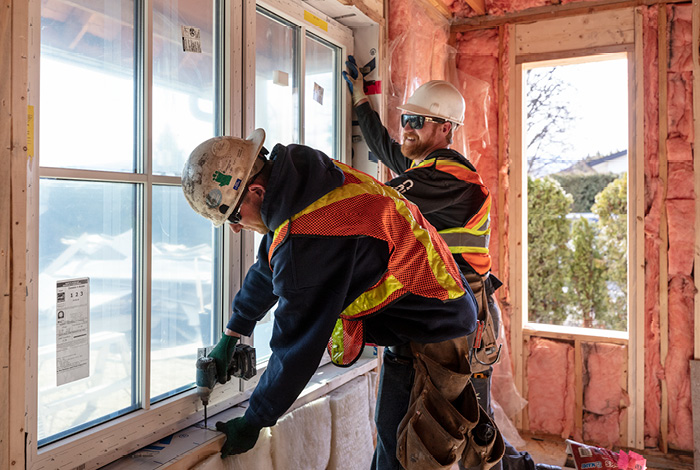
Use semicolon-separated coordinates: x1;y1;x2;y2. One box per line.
408;158;492;275
268;162;467;366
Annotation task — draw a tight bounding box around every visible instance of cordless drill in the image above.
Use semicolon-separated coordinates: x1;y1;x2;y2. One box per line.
195;343;256;427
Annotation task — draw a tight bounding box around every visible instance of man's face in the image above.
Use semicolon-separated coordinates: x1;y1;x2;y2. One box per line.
227;184;268;234
400;116;449;161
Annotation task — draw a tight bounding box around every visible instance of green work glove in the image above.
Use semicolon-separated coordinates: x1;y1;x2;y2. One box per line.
342;55;367;106
208;334;238;384
215;416;261;458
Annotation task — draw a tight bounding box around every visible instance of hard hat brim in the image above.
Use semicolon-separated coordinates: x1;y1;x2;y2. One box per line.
216;128;266;226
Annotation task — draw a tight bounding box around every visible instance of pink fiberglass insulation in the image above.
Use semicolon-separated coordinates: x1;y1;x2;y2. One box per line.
582;343;628;447
454;29;503;284
667;73;694;143
642;5;662;449
527;338;575;438
664;6;695;449
387;0;450;142
666;276;695;450
447;0;548;18
583;411;623;449
667;199;695;277
667;5;693;74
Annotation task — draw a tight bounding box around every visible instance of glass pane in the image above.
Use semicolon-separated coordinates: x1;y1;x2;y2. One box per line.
524;57;628;331
150;185;217;400
38;179;137;444
152;0;216;176
255;10;298;145
40;0;135;172
304;35;337;158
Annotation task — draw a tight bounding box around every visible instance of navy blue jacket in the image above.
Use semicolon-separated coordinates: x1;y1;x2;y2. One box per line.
227;143;477;428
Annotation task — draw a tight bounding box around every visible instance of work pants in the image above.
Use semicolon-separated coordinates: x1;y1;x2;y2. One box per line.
371;347;414;470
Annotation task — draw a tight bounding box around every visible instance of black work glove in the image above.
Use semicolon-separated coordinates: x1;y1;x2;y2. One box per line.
208;334;238;384
215;416;261;458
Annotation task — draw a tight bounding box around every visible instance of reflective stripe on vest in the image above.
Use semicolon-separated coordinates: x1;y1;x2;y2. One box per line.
268;161;466;366
409;158;492;274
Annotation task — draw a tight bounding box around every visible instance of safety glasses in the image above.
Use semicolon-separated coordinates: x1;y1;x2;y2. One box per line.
401;114;446;130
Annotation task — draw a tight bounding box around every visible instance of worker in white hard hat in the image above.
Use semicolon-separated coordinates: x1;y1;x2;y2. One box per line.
182;131;506;469
343;57;560;470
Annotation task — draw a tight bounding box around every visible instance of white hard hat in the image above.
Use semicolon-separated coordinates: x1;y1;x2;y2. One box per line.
397;80;465;126
181;129;266;226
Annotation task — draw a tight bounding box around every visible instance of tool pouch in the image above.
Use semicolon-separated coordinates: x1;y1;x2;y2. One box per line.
460;404;506;470
397;337;481;470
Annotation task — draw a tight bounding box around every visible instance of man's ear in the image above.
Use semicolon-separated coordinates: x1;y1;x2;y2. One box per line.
442;122;453;134
248;183;266;198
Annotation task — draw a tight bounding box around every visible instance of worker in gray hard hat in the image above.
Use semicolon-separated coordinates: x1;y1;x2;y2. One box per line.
182;130;507;469
343;57;561;470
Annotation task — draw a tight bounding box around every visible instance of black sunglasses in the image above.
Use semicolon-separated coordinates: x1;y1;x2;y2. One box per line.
401;114;447;130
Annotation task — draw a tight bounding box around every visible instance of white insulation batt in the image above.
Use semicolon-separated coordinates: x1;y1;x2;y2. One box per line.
270;395;332;470
189;428;273;470
327;375;375;470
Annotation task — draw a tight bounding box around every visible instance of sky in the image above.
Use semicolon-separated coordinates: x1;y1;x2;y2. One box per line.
527;57;629;175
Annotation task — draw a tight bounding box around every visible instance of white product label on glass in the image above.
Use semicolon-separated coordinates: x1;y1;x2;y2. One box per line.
181;25;202;53
56;277;90;386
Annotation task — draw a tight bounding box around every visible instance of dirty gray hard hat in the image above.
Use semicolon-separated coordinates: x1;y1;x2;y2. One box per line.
181;129;266;226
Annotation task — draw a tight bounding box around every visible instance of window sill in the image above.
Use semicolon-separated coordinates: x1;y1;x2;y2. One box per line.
523;323;628;344
101;356;380;469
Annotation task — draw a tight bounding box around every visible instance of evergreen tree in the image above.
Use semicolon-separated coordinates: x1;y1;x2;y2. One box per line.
569;217;608;328
527;177;572;324
592;173;628;330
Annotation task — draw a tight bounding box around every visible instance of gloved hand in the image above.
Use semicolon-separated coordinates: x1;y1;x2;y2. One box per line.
342;55;367;106
215;416;261;458
208;334;238;384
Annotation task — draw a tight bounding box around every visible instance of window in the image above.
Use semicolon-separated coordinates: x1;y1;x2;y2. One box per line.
38;0;221;446
252;5;344;362
522;55;629;332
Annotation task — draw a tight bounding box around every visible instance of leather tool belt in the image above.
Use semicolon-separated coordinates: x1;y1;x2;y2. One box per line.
396;337;505;470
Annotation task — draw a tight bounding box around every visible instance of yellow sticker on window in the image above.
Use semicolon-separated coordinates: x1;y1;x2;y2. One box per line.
304;10;328;32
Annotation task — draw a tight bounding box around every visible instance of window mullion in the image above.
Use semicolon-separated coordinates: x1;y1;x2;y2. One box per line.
135;0;153;409
298;25;305;145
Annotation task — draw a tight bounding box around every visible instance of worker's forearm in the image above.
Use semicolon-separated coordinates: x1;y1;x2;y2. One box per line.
224;328;241;337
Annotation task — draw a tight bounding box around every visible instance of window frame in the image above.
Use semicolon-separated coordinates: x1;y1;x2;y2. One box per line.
508;8;645;448
28;1;357;468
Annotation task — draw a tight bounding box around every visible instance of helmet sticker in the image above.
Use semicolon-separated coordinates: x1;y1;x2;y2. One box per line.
212;171;232;187
205;188;223;208
233;178;242;190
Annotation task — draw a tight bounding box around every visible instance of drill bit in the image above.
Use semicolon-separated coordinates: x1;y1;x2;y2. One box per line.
204;404;208;428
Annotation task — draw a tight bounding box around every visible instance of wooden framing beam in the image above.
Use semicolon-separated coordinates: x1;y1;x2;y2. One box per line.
1;0;30;468
497;24;507;288
336;0;385;25
629;6;646;450
0;0;12;464
452;0;690;31
657;3;669;454
693;0;700;362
